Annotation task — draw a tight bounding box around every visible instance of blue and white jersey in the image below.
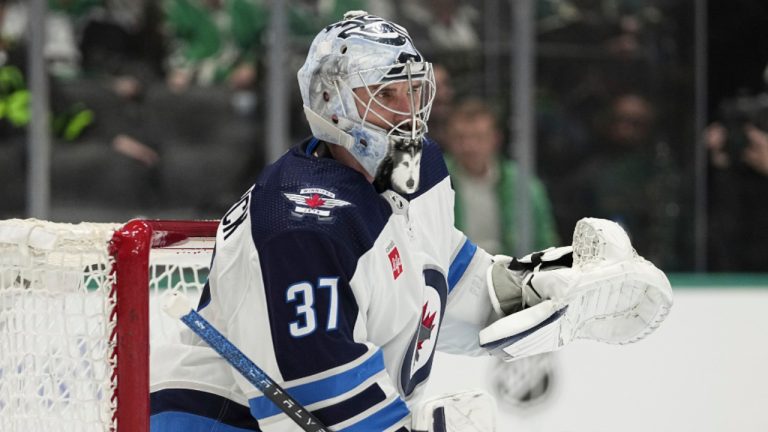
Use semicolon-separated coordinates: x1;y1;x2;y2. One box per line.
150;138;493;432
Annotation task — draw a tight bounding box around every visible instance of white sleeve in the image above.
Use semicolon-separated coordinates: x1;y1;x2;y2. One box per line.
412;171;495;356
436;229;494;356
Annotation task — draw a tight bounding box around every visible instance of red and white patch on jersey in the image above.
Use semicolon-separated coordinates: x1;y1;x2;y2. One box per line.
386;241;403;280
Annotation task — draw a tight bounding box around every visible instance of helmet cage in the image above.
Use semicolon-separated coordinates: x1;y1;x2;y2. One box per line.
336;61;435;140
298;13;435;193
331;62;435;185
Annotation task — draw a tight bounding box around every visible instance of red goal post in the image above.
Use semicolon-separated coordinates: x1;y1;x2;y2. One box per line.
0;219;218;432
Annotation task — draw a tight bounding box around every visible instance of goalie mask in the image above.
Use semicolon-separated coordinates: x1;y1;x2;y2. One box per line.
298;11;436;194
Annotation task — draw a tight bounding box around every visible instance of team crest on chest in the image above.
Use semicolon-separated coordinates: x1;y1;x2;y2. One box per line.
386;241;403;280
284;187;352;221
398;269;448;398
415;302;437;361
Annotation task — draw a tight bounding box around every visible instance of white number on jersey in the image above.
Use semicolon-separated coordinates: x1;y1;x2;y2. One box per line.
286;277;340;337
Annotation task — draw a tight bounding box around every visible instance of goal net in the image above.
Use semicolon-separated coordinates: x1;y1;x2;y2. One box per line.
0;219;218;432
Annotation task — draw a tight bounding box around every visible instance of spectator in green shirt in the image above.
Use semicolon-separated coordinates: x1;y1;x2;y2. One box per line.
443;98;560;255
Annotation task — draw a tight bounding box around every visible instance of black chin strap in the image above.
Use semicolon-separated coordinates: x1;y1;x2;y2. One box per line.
306;137;331;158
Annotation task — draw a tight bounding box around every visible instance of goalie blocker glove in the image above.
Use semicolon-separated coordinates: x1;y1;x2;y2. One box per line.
480;217;673;361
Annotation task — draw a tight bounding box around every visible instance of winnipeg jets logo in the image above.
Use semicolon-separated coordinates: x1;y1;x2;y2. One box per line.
415;303;437;362
328;15;412;47
284;188;352;221
398;269;447;397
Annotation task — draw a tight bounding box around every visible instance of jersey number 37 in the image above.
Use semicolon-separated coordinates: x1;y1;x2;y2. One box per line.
286;277;340;337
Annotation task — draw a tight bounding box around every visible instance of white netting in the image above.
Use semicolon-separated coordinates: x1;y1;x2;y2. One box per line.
0;219;214;432
148;243;212;345
0;220;119;432
572;217;639;268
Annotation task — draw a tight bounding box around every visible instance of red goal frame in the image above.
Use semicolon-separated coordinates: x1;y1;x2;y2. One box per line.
109;220;218;432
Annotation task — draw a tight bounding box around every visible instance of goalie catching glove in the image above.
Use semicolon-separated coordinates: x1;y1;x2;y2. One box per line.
480;217;673;361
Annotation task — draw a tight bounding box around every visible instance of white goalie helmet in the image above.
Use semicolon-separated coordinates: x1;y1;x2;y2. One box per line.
298;11;436;194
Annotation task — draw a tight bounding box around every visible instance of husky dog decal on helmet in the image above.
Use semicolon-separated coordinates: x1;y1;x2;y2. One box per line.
298;11;436;194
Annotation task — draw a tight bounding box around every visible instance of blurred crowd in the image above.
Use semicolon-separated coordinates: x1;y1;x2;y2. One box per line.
0;0;766;272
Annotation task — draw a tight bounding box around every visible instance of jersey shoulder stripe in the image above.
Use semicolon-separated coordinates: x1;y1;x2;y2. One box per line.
448;238;478;292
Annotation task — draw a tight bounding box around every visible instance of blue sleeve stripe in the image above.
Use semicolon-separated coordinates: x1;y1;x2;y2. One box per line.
150;411;260;432
311;383;386;426
335;397;410;432
249;350;385;419
151;388;260;430
447;239;477;292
